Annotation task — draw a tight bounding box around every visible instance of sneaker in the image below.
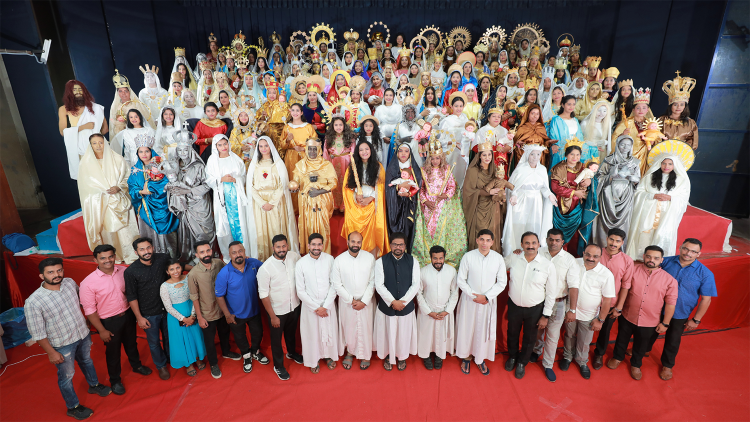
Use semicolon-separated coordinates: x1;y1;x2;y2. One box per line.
286;353;304;365
210;365;222;379
243;353;253;373
529;352;539;363
66;405;94;420
87;383;112;397
222;351;242;360
111;382;126;395
252;351;270;365
274;366;290;381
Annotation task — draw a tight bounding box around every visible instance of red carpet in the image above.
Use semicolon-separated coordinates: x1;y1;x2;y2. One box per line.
1;326;748;421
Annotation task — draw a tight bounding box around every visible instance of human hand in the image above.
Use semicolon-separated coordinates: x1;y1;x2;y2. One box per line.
225;314;237;325
549;195;558;206
580;178;591;188
99;329;114;343
352;300;366;311
183;316;196;326
391;300;406;311
622;128;630;136
684;319;699;331
428;312;440;320
655;323;668;334
489;188;501;195
262;203;275;211
198;316;209;329
48;350;65;365
537;316;549;330
106;186;121;194
608;308;621;319
472;294;488;304
591;319;603;331
221;175;236;183
315;307;329;317
551;145;559;154
270;315;281;328
565;311;576;323
137;317;151;330
510;196;518;206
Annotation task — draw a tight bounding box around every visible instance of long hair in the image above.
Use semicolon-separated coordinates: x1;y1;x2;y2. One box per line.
358;119;382;155
423;86;438;108
63;80;95;114
614;86;635;122
126;109;145;129
557;95;576;117
324;116;354;150
289;103;307;123
660;103;691;122
255;138;275;163
347;140;380;189
650;168;677;192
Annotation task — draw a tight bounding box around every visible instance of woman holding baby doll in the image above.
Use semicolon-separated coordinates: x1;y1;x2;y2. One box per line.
385;142;423;252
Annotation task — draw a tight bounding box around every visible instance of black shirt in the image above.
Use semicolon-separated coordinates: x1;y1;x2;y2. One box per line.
124;253;171;317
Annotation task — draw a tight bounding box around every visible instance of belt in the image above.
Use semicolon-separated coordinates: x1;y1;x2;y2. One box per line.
555;296;568;302
103;311;127;320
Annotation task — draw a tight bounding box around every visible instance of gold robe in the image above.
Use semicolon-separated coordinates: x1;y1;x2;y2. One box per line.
256;100;291;158
613;118;652;176
281;123;318;213
292;151;338;255
341;165;391;257
462;101;483;122
660;117;699;149
248;159;287;261
228;126;256;170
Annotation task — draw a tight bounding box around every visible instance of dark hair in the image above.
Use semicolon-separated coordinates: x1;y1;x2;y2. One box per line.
384;88;396;102
477;229;494;240
93;244;116;258
650;165;677;192
218;90;231;103
204;101;219;113
255;137;275;163
132;237;153;251
520;88;538;106
395;33;405;45
644;245;664;256
167;258;184;272
325;116;355;151
176;63;189;74
272;234;288;245
38;257;63;274
520;231;539;242
194;240;212;252
475;51;485;62
88;133;105;143
126;109;145;129
564;145;583;157
683;238;703;250
290;103;307;122
585;243;603;254
661;102;691;123
423;87;438;108
451;96;465;107
347;140;380;189
160;107;176;127
557;95;577;117
357;119;382;156
228;240;244;249
429;245;447;257
546;228;564;239
308;233;324;244
614;85;635;125
390;232;407;243
607;228;627;241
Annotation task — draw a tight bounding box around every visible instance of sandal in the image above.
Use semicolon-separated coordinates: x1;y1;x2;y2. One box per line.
196;360;206;371
477;361;490;376
326;358;337;370
360;360;371;370
383;355;393;371
461;359;471;375
342;355;354;370
186;365;197;377
311;364;320;374
397;360;407;371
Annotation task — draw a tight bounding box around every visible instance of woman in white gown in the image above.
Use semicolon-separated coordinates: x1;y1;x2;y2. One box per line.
501;144;557;255
373;88;402;160
437;92;469;188
580;99;613;157
113;109;154;168
154;105;182;156
626;140;693;259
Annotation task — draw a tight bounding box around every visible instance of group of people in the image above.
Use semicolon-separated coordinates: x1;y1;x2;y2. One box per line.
39;24;715;419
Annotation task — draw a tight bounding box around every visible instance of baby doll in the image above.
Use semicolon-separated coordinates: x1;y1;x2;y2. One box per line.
461;119;478;164
414;121;434;159
389;169;419;195
639;118;668;151
574;161;600;185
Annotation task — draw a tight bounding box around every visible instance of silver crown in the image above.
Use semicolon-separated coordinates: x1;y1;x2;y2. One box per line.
134;133;155;149
172;122;198;146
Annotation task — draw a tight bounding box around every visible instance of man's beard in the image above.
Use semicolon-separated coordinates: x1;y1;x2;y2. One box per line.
348;245;361;254
392;249;404;257
432;262;443;271
75;96;85;106
274;251;287;259
200;255;213;264
45;276;63;285
233;256;245;265
645;261;658;268
139;253;153;262
310;248;321;257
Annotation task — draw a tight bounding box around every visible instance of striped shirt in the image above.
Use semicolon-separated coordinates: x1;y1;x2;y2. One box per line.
24;278;90;348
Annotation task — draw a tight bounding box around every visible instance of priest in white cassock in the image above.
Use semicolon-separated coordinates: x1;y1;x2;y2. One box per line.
455;229;508;376
374;232;420;371
416;245;458;370
332;231;377;370
295;233;340;373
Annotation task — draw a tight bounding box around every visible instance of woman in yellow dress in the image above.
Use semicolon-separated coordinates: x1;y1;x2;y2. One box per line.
574;81;604;122
461;83;482;122
254;79;291;158
341;140;390;258
228;105;256;169
612;87;656;175
281;103;317;213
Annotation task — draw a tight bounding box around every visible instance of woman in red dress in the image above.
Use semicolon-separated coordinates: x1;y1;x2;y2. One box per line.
192;102;228;163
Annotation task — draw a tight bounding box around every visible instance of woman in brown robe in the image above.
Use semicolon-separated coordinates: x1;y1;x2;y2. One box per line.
462;139;514;253
512;104;556;167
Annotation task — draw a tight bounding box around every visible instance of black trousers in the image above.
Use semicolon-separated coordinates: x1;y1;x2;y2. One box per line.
268;305;301;369
594;313;618;356
612;316;655;368
228;314;263;356
506;298;544;365
201;316;232;366
100;309;142;384
646;317;688;368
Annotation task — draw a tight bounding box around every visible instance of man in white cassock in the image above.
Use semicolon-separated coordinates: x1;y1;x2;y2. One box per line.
416;245;458;370
455;229;508;376
332;231;376;370
295;233;339;373
374;233;420;371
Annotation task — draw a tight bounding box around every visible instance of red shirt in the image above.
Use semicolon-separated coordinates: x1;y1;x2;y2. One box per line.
621;263;678;327
551;167;582;210
193;120;227;155
600;250;634;295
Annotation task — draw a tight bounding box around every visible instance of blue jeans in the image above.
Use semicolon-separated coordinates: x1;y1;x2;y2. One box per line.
53;334;99;409
144;313;169;369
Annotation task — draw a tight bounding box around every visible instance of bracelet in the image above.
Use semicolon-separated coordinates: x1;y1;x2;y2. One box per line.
614;308;622;313
692;318;701;324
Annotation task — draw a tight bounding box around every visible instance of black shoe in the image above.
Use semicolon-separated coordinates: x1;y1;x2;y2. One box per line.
133;365;152;376
579;363;591;380
87;384;112;397
434;356;444;370
243;353;253;373
504;358;517;372
274;367;290;381
544;368;557;382
66;405;94;420
286;353;304;365
111;382;125;395
559;358;571;371
515;363;526;379
529;352;539;363
252;351;270;365
423;357;434;370
222;351;242;360
210;365;222;379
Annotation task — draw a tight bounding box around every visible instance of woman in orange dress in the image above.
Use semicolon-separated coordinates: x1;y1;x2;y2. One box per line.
512;103;555;167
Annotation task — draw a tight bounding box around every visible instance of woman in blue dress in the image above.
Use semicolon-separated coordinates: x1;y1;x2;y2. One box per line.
545;95;595;171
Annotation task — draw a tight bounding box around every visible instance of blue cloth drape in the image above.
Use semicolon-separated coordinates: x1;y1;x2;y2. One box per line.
553;203;584;244
127;150;179;235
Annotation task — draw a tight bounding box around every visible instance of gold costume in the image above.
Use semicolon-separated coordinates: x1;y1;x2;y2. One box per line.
340;165;391;257
228;127;256;170
248;159;288;261
660;117;699;149
256;99;291;158
281;122;317;213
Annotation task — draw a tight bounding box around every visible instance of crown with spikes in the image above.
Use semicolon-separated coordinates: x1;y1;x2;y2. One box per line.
602;67;620;79
112;69;130;89
477;138;494;152
554;56;568;70
170;72;183;84
199;61;213;71
662;70;696;104
270;31;281;45
487;106;504;116
517;60;528;68
531;45;541;57
634;87;651;105
235;31;246;41
174;47;185;57
399;48;412;58
570;44;581;55
427;135;444;157
542;65;555;80
224;50;236;62
565;136;584;149
134;133;155;149
618;78;633;89
208;32;217;43
139;64;159;75
506;67;519;75
265;78;280;90
172;122;198;146
236;56;250;70
524;76;540;90
585;56;602;69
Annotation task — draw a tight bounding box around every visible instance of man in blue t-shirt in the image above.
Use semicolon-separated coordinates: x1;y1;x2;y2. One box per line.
215;241;270;374
646;238;717;381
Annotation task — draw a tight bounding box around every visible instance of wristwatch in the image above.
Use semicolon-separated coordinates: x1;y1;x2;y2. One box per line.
597;316;606;323
569;309;576;314
542;314;550;318
692;318;701;325
661;322;670;328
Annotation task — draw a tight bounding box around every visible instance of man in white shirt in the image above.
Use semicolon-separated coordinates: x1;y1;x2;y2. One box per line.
258;234;304;381
295;233;339;373
417;245;459;370
504;231;558;379
527;229;580;382
374;233;421;371
564;244;615;379
455;229;508;376
331;231;376;370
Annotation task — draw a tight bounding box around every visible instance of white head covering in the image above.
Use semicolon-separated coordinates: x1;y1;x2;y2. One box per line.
542;84;567;123
567;76;588;99
172;56;198;90
580;99;613;155
141;71;164;97
205;134;248;242
154;105;183;156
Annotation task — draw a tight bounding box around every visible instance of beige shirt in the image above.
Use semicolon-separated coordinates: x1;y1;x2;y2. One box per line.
187;258;226;321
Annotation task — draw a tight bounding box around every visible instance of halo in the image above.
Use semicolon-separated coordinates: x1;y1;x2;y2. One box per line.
510;23;544;49
448;26;472;49
432;129;456;156
531;38;550;56
367;21;390;45
556;33;575;47
418;25;443;51
647;139;695;171
289;30;310;55
478;25;507;48
325;99;356;126
409;34;429;52
310;23;336;48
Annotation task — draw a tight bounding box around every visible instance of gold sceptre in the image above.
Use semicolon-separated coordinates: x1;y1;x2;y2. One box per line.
349;149;362;196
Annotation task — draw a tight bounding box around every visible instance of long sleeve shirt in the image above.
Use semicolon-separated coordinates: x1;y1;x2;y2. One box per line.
257;252;301;316
25;279;90;348
295;253;337;312
457;249;508;301
331;250;376;304
504;252;558;316
417;264;459;314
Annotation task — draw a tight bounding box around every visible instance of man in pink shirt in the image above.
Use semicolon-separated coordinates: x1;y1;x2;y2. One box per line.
606;245;678;380
592;228;634;370
79;245;152;395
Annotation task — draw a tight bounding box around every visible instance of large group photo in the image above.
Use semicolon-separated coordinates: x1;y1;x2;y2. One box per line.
0;0;748;421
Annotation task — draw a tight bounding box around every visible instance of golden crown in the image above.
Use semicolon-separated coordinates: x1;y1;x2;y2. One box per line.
112;69;130;89
477;139;494;152
662;70;696;104
138;64;159;75
311;23;335;45
525;76;540;90
428;136;444;156
473;43;488;54
565;136;584;149
585;56;602;69
224;51;236;61
399;48;412;58
174;47;185;57
518;60;528;68
270;31;281;44
208;32;217;43
368;47;377;58
531;45;540;56
236;56;250;70
487;107;504;116
554;57;568;70
507;67;519;74
602;67;620;79
618;78;634;89
344;29;359;43
634;87;651;105
199;61;213;71
557;33;573;48
570;44;581;55
170;72;183;83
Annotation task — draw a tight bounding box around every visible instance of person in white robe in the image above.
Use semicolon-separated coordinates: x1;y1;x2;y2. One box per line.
416;245;458;369
295;234;340;372
374;90;402;160
138;67;169;128
59;92;106;180
580;99;613;157
77;134;139;264
373;234;420;371
180;89;205;120
205;134;250;261
455;230;508;375
438;94;470;187
112;109;155;169
331;231;377;370
502;145;556;256
626;140;692;260
153;105;183;156
109;70;152;146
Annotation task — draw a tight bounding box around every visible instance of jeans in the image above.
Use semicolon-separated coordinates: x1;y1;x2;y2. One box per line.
101;309;142;383
533;300;565;369
201;316;232;366
144;313;169;369
268;305;301;369
506;298;544;365
646;317;688;368
53;334;99;409
228;314;263;356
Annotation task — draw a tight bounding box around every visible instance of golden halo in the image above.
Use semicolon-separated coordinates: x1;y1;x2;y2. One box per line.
510;23;544;49
647;139;695;171
367;21;390;45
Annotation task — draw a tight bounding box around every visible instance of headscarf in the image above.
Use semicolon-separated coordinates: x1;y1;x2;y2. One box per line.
385;142;423;242
364;71;389;96
154;105;183;155
581;99;613;155
462;83;479;103
350;60;370;80
514;104;550;145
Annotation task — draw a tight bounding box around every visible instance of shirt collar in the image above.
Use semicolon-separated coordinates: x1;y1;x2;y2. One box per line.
94;266;120;277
